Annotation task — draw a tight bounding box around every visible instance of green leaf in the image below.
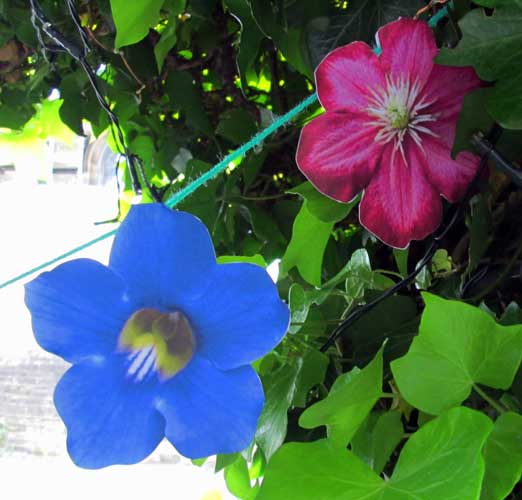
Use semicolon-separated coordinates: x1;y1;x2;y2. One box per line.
351;410;404;475
224;0;265;89
346;294;418;371
255;363;299;461
165;70;213;136
437;5;522;129
110;0;165;49
256;349;328;459
500;302;522;326
452;88;494;157
306;0;424;68
224;456;258;500
299;345;384;448
467;193;493;274
391;293;522;415
215;452;239;473
154;17;178;72
281;183;357;286
280;204;334;286
292;348;329;408
288;283;309;334
217;254;267;267
216;108;258;145
257;439;383;500
393;248;409;278
481;412;522;500
258;407;493;500
288;181;355;223
249;0;313;79
344;249;394;303
388;407;492;499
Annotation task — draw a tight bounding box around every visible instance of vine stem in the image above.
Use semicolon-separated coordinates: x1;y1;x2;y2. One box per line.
472;384;506;414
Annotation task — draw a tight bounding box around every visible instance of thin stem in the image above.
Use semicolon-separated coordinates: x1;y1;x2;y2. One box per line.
472;384;506;414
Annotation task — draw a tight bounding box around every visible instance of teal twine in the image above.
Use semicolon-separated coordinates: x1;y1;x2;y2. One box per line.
0;5;450;290
165;93;318;208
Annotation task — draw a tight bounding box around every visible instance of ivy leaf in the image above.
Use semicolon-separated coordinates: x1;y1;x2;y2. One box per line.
437;4;522;129
154;17;178;72
224;0;265;89
256;349;329;459
500;302;522;326
248;0;313;79
299;345;384;448
467;193;493;274
224;456;259;500
281;182;356;286
258;407;493;500
351;410;404;475
481;412;522;500
306;0;424;68
292;348;329;408
216;108;258;145
280;204;334;286
257;439;383;500
288;181;355;223
344;249;394;303
154;1;186;71
255;363;299;461
391;293;522;415
110;0;164;49
452;88;494;157
165;70;213;136
288;283;309;334
217;254;267;267
344;294;418;373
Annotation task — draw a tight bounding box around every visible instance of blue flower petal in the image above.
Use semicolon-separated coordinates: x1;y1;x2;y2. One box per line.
184;263;290;370
109;204;216;308
156;354;263;459
54;357;165;469
25;259;136;364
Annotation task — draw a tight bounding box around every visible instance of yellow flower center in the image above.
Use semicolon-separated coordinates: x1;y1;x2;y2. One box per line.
119;308;196;381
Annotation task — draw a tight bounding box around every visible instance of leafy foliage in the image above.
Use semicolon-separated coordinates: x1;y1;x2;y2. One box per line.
1;0;522;498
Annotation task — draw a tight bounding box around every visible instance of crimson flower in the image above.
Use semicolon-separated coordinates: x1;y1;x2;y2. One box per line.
296;19;481;248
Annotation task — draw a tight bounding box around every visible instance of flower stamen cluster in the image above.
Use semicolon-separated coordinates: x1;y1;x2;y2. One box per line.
366;76;439;163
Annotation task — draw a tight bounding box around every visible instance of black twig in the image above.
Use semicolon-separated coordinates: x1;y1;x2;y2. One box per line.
29;0;162;201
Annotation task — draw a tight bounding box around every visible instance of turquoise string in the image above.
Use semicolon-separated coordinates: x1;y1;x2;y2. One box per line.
165;93;319;208
0;5;450;290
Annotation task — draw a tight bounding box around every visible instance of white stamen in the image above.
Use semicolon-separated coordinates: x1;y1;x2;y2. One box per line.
126;345;157;382
366;75;439;159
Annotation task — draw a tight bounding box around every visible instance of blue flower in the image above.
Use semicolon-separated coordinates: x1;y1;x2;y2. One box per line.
25;203;290;469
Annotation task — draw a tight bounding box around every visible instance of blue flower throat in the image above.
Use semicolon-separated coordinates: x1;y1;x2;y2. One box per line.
119;309;196;382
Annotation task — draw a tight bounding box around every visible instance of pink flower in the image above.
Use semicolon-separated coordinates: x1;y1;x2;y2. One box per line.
296;19;481;248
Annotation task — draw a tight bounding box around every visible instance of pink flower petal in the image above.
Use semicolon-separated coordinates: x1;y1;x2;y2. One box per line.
423;64;482;122
296;111;383;203
360;140;442;249
315;41;386;113
377;19;437;85
420;132;480;203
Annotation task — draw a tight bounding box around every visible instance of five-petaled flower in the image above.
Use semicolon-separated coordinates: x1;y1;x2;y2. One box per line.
296;18;482;248
25;204;289;469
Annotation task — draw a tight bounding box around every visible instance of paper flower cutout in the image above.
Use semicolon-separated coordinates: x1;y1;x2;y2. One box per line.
296;18;482;248
25;204;289;469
